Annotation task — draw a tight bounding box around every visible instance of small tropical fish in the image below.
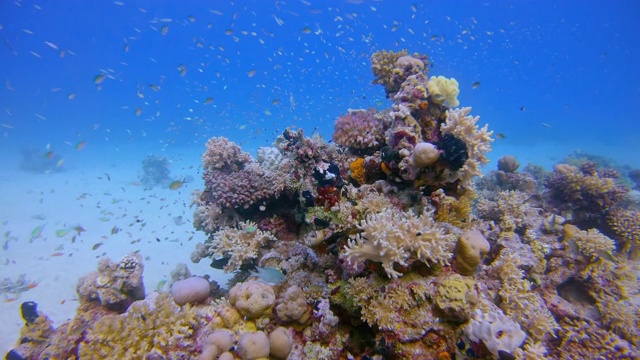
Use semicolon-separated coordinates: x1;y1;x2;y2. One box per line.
92;242;104;250
75;141;87;150
55;228;71;237
156;279;167;291
301;27;311;34
135;108;142;116
30;224;46;241
471;81;480;89
168;180;185;190
272;99;280;105
247;69;256;78
210;257;230;269
149;84;161;91
520;106;526;112
50;252;65;257
204;97;214;104
249;267;285;285
161;25;169;35
94;74;106;84
495;133;506;139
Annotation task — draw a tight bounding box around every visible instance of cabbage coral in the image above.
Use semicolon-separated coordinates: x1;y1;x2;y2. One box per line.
344;208;454;278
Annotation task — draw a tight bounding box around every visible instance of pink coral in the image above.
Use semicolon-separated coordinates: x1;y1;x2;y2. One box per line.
203;163;282;209
332;109;385;150
202;136;252;172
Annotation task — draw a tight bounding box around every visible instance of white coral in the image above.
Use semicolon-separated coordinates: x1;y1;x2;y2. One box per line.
208;221;276;272
344;208;454;278
440;107;494;189
466;308;527;358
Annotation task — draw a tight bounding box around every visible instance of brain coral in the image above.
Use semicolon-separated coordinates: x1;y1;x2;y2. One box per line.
229;281;276;319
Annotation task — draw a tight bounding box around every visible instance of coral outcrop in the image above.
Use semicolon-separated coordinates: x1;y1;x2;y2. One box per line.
8;48;639;360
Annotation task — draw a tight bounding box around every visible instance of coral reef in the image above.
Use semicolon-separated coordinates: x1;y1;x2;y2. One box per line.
7;48;640;360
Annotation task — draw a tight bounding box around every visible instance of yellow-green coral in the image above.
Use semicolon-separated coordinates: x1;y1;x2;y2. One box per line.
345;274;436;341
433;189;475;229
432;273;479;322
490;252;558;341
427;75;460;107
563;224;615;261
608;209;640;259
79;293;203;359
371;49;408;94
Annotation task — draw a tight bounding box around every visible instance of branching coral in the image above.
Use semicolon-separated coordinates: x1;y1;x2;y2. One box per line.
344;208;454;278
333;109;385;150
563;225;616;262
545;163;629;220
197;220;276;272
476;190;531;232
608;209;640;259
490;252;559;342
202;136;252;172
440;107;494;190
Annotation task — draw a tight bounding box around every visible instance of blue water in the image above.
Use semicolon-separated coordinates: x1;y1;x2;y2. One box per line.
1;0;638;165
0;0;639;355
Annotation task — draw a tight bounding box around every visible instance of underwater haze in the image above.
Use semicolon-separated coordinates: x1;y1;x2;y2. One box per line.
1;0;640;358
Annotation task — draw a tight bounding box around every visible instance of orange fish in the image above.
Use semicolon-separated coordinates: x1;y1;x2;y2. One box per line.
50;252;64;257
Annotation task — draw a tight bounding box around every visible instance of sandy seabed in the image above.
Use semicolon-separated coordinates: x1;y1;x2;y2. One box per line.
0;138;637;354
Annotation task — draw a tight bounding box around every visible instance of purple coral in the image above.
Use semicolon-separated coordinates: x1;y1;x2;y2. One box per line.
332;109;385;150
203;163;281;209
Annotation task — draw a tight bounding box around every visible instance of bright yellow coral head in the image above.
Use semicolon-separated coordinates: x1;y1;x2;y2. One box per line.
349;158;366;185
427;75;460;107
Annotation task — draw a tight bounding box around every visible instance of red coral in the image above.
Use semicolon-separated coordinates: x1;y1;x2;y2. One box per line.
315;186;340;211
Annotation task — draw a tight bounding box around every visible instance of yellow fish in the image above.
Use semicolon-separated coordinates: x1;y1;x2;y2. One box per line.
169;180;184;190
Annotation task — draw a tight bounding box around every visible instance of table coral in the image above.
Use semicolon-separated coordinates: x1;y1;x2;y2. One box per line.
344;207;454;278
